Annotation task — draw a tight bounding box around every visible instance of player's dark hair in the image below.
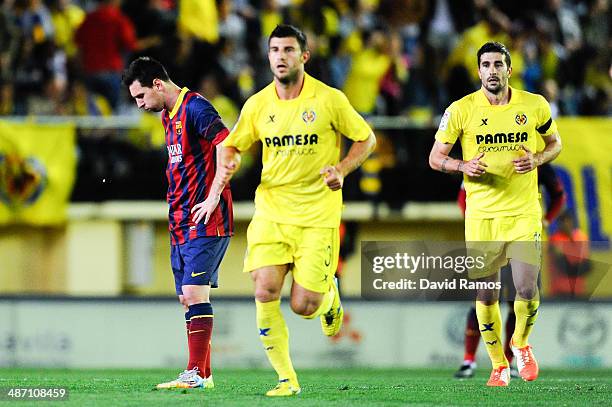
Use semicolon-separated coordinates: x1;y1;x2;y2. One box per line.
122;56;170;88
269;24;308;53
477;41;511;67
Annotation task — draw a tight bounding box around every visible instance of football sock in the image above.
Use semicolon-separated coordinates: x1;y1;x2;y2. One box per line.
185;318;191;370
464;307;480;362
303;283;335;319
256;299;297;383
204;343;212;378
476;301;508;368
513;299;539;348
187;302;213;375
504;306;516;363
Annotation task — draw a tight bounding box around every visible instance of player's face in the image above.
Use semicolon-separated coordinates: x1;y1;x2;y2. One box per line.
478;52;512;94
268;36;309;85
128;79;165;112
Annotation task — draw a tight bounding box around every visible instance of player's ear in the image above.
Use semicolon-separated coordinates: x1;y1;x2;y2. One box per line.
153;78;163;91
301;50;310;64
507;66;512;78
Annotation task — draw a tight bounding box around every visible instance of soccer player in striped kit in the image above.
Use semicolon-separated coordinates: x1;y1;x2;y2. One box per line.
123;57;233;389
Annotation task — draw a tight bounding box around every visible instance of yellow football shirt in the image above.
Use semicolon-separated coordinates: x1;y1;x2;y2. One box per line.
435;87;558;219
223;73;372;227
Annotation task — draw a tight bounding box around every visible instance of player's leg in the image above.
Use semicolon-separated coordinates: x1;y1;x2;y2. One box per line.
510;259;540;381
243;218;300;396
504;301;518;378
291;226;342;336
157;236;229;389
454;307;479;378
186;236;229;387
500;264;519;377
476;272;511;386
252;265;301;396
466;219;509;386
157;244;204;389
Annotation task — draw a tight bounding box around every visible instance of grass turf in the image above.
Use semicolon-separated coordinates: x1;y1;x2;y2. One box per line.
0;368;610;406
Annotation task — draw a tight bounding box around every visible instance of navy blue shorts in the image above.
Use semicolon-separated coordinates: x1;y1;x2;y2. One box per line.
170;236;230;295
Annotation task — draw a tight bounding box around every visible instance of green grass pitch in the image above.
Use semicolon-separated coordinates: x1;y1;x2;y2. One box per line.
1;368;610;406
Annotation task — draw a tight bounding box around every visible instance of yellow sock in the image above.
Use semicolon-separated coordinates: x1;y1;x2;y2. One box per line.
255;299;297;383
513;299;539;348
475;301;508;369
303;283;335;319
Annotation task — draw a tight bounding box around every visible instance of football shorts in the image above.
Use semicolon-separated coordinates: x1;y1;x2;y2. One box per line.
465;215;542;279
244;218;339;293
171;236;230;294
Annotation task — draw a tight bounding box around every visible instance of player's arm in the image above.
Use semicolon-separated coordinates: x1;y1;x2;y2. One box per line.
429;140;487;177
192;144;240;224
513;132;562;174
321;132;376;191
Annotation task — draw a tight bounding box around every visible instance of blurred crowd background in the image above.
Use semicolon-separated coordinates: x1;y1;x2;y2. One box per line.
0;0;610;203
1;0;609;118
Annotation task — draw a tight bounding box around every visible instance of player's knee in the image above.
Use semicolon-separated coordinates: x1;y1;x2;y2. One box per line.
254;287;281;302
290;297;320;317
516;286;537;300
181;291;209;306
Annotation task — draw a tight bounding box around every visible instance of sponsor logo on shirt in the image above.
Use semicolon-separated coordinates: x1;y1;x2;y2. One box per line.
475;132;528;153
167;143;183;163
264;134;319;147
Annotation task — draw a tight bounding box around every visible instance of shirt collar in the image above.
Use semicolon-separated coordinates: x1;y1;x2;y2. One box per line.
271;72;316;101
477;86;518;106
169;87;189;119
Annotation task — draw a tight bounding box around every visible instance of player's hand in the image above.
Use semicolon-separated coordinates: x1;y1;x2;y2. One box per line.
191;193;220;224
461;153;487;177
513;145;538;174
320;165;344;191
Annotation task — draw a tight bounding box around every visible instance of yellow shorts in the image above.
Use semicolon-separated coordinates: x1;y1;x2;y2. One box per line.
244;218;339;293
466;215;542;279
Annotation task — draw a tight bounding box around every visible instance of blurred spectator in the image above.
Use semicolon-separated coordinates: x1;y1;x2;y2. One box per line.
121;0;177;74
343;28;406;115
176;0;221;88
10;0;57;114
75;0;149;111
48;0;84;74
66;78;112;116
548;211;591;298
198;73;238;129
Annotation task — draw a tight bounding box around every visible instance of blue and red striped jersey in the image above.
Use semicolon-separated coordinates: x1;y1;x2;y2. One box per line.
162;87;233;245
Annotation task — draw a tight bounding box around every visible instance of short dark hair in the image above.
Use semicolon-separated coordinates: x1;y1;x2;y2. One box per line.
477;42;511;67
122;57;170;88
268;24;308;52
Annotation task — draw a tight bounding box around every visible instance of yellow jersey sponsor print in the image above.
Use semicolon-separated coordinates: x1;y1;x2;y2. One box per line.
224;73;372;227
435;87;558;219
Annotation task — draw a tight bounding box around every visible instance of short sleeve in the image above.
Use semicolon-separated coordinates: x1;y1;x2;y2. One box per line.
188;96;228;145
223;97;259;151
330;89;372;142
535;95;558;137
434;102;462;144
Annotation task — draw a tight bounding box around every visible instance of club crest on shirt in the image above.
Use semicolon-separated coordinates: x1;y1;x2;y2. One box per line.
175;120;183;135
302;109;316;124
515;112;527;125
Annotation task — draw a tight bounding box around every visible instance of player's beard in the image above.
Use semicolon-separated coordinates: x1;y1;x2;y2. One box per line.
483;77;505;94
276;67;300;85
